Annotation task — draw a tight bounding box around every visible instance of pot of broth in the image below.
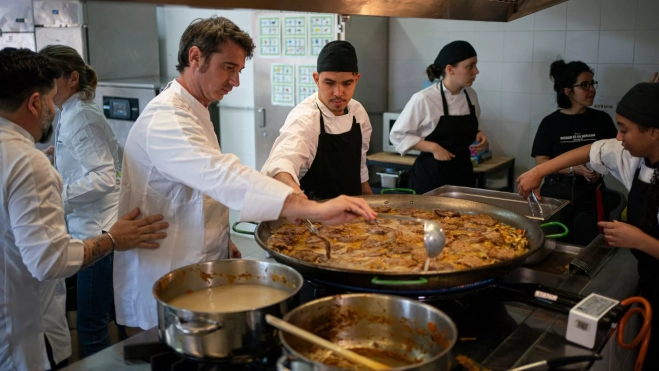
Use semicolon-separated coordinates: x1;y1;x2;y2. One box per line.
153;259;303;361
277;294;457;371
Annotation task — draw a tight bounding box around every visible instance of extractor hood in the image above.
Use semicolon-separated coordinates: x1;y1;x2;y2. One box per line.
106;0;567;22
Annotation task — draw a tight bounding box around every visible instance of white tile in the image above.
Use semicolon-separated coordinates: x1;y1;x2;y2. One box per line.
481;120;502;153
501;93;531;124
637;0;659;30
505;14;535;32
634;31;659;65
534;3;568;31
477;91;502;123
502;62;533;93
596;64;635;96
530;93;558;126
389;87;422;112
600;0;638;30
504;32;534;62
500;122;531;154
565;31;600;63
531;62;555;94
444;20;505;32
567;0;602;30
389;31;449;61
533;31;566;62
632;64;659;85
472;62;503;92
390;18;449;34
453;32;504;62
598;31;636;64
389;59;427;89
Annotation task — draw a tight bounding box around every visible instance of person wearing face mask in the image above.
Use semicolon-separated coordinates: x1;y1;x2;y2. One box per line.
390;41;487;194
114;17;377;336
261;41;373;200
518;82;659;370
530;60;617;245
0;47;168;371
38;45;123;361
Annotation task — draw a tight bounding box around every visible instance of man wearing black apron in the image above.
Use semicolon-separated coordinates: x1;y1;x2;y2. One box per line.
262;41;373;200
517;83;659;370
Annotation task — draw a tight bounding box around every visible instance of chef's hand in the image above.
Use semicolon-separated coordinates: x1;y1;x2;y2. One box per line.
599;220;647;249
308;195;377;225
474;131;488;151
572;164;598;182
229;240;242;258
650;72;658;83
109;208;169;250
433;145;455;161
517;168;543;199
42;145;54;164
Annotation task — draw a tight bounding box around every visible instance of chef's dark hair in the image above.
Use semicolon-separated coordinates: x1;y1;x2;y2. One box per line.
0;48;61;113
177;16;255;73
426;63;458;81
39;45;97;101
550;59;593;109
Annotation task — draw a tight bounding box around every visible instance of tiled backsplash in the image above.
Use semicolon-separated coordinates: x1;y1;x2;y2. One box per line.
388;0;659;189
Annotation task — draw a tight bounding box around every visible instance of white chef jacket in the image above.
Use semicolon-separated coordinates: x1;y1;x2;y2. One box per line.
389;82;481;155
114;79;293;330
261;92;372;184
588;139;659;222
0;117;84;371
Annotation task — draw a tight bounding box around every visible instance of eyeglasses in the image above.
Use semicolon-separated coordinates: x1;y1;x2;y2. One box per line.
573;80;598;90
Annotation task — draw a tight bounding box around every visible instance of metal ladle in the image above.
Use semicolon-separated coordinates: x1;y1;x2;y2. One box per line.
377;213;446;264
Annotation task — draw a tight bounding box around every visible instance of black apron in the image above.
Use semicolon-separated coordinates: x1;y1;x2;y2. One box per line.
626;163;659;371
299;106;363;200
409;84;478;194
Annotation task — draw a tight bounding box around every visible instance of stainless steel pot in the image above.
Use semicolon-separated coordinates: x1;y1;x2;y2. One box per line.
153;259;303;361
276;294;457;371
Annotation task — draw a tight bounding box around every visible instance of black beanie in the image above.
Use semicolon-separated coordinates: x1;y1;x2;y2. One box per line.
616;83;659;128
317;41;358;73
433;41;477;71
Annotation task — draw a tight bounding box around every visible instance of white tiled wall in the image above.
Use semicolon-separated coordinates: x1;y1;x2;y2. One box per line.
389;0;659;188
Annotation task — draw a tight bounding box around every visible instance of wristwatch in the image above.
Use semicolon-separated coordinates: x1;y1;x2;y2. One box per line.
568;166;574;176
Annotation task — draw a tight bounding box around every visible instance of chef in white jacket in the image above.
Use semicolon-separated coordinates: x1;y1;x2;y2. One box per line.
0;47;168;371
40;45;122;359
114;17;376;335
261;41;373;200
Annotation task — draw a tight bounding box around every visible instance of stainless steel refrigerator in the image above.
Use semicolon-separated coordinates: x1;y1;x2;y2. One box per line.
0;0;36;51
252;12;388;170
34;0;88;60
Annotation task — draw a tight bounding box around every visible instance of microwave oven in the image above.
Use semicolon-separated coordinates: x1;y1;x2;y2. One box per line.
382;112;420;156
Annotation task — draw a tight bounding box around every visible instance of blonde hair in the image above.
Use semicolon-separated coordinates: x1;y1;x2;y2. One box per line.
39;45;98;100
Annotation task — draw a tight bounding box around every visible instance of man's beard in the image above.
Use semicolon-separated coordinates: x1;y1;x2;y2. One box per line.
37;105;55;144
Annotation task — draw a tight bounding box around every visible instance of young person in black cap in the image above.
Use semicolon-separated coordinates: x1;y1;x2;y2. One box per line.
390;40;487;194
262;40;373;200
518;82;659;370
530;60;618;245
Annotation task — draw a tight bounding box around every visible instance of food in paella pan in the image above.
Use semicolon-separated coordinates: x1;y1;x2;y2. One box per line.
267;207;530;272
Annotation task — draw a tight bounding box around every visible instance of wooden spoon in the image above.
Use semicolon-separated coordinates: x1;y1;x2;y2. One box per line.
265;314;392;370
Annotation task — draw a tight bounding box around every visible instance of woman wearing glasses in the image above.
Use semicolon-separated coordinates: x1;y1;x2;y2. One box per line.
530;60;617;245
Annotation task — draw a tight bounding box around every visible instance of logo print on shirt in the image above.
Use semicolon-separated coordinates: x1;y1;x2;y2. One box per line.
559;133;597;144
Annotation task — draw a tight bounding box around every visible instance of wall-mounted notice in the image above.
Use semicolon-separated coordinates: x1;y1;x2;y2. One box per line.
272;64;295;106
283;16;306;57
259;16;281;57
309;15;334;56
297;64;317;104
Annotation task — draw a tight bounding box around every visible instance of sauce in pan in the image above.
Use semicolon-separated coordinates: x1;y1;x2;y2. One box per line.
168;284;289;312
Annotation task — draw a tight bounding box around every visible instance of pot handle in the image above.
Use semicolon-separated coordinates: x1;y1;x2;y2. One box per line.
174;317;222;336
540;221;569;239
276;355;293;371
232;221;258;235
381;188;416;195
371;276;428;286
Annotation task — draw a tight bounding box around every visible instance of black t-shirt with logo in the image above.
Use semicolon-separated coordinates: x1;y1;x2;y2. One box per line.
531;108;618;159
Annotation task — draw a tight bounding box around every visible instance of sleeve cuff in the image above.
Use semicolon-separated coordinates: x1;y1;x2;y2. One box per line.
62;239;85;277
588;141;611;175
396;136;422;155
262;159;300;185
239;172;293;222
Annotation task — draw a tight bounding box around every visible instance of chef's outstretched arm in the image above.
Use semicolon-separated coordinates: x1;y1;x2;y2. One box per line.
361;181;373;195
280;194;376;226
517;144;592;198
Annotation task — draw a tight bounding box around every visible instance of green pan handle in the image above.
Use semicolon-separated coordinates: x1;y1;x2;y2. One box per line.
371;276;428;286
540;221;569;239
232;221;258;236
380;188;416;195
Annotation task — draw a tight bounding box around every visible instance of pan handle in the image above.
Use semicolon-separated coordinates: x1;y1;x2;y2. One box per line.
232;221;258;235
380;188;416;195
371;276;428;286
540;221;569;239
174;317;222;336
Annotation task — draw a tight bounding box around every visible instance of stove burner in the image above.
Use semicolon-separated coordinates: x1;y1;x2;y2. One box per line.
123;342;279;371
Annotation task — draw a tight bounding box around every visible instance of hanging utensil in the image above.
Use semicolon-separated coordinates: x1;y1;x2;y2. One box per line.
265;314;392;370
